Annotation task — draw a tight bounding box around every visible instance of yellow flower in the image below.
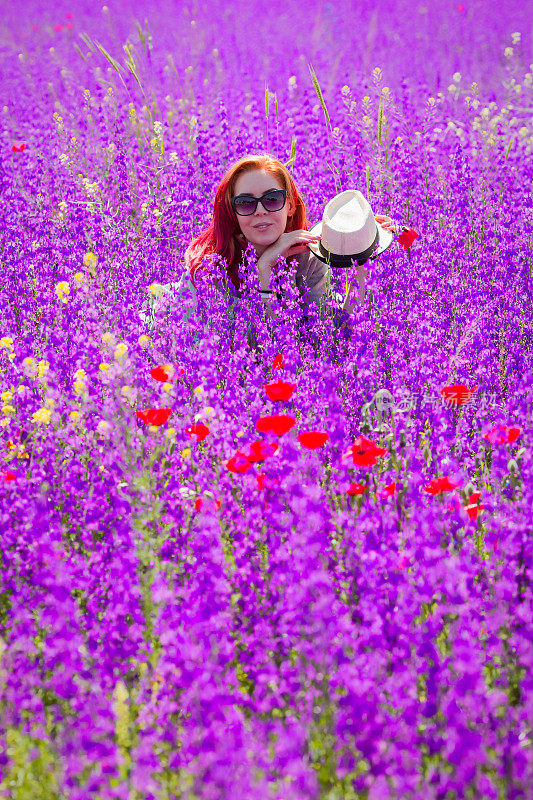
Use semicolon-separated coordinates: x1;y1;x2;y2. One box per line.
44;397;55;408
83;252;98;271
96;420;112;436
161;382;173;394
73;271;86;284
55;281;70;303
148;283;164;298
99;362;110;374
181;447;191;459
2;405;15;416
0;418;10;428
32;407;52;424
0;337;14;350
69;410;79;422
22;357;38;377
138;334;151;349
193;385;204;399
165;427;176;440
102;332;114;345
114;343;128;362
121;386;135;403
37;360;49;379
73;380;86;396
1;390;13;403
73;369;87;382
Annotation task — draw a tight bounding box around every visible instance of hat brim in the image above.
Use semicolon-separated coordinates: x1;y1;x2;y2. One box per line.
306;220;394;267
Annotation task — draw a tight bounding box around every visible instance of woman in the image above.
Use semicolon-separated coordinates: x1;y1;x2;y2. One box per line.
139;153;396;330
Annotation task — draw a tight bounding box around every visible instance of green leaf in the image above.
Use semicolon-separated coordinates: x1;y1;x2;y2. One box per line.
265;85;269;119
285;136;297;168
79;32;94;50
136;19;145;47
125;60;142;88
378;99;384;146
96;42;123;75
73;44;87;63
308;63;330;126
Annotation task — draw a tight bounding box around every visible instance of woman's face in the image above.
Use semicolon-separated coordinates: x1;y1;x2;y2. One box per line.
232;169;295;256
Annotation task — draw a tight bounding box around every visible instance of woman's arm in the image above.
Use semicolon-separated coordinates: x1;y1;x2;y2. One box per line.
138;275;197;330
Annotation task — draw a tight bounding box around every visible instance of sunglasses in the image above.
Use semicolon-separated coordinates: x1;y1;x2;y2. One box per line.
230;189;287;217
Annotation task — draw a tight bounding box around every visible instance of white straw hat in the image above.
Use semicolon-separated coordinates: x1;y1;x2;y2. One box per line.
307;190;394;268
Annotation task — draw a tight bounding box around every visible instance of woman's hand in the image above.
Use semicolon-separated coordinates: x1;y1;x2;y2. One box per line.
375;214;398;234
257;230;321;290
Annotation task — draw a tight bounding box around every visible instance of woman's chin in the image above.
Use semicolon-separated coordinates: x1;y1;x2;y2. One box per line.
248;236;277;255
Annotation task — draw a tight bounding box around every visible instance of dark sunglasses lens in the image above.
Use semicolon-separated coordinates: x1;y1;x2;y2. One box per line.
233;197;257;216
262;191;285;211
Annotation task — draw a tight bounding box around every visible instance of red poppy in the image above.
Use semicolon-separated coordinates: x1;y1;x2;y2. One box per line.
424;476;459;495
342;436;387;467
186;423;210;443
1;470;16;482
264;381;296;401
298;431;329;449
347;482;367;496
464;491;483;521
150;363;184;382
483;424;522;446
245;440;278;463
465;503;482;520
194;497;221;512
54;23;63;32
224;451;251;474
439;384;477;406
381;481;396;498
272;353;284;370
398;227;419;249
136;408;172;426
150;365;171;382
256;415;296;436
256;472;267;490
11;143;27;153
457;4;465;10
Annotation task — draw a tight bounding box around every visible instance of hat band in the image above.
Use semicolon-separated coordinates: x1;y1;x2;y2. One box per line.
318;228;379;267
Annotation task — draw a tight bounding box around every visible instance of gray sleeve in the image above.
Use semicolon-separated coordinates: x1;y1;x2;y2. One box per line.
294;250;331;307
139;275;197;330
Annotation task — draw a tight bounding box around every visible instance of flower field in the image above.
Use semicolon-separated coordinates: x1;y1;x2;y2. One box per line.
1;1;532;798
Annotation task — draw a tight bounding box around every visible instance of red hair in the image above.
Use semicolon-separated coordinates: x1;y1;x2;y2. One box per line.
185;154;309;291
